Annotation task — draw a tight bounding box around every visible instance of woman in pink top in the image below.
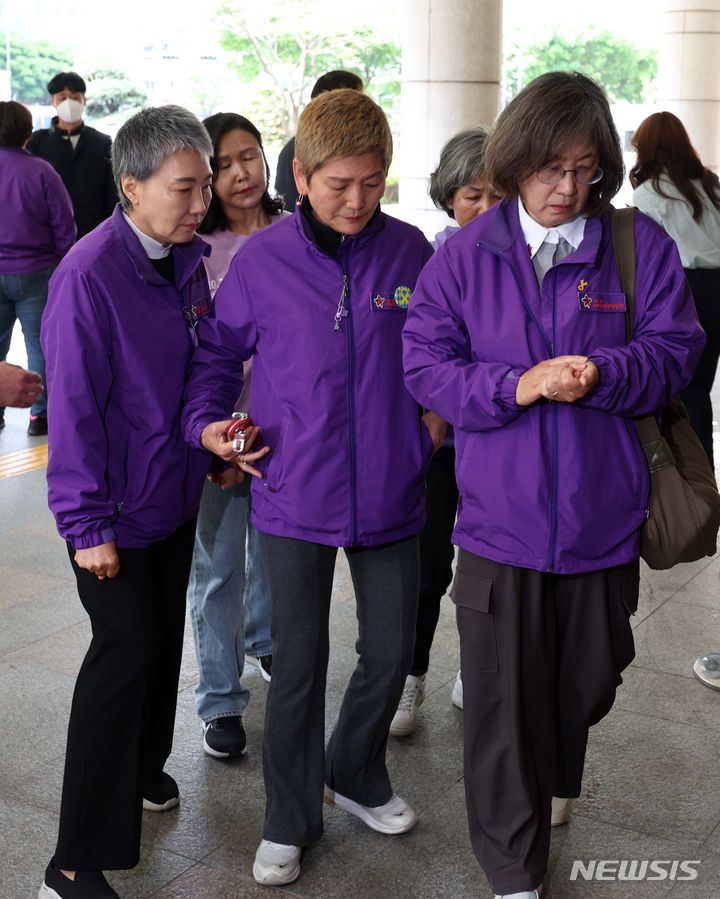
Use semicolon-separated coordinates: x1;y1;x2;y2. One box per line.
188;112;287;759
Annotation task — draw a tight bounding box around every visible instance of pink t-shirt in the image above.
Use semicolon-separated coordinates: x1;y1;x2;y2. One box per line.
202;213;289;411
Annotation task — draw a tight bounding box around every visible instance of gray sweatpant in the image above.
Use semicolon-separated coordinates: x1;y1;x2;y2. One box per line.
259;532;419;846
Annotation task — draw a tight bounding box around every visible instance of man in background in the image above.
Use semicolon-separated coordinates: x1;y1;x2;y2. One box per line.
274;69;363;210
28;72;117;237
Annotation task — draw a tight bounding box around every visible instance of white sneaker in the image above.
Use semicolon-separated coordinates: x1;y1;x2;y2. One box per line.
451;669;463;709
390;674;426;736
551;796;574;826
493;890;541;899
252;839;301;885
323;785;418;834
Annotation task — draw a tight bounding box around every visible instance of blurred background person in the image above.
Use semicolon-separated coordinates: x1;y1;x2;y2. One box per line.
0;100;75;436
28;71;117;238
188;111;288;761
391;125;500;737
274;69;364;210
631;111;720;465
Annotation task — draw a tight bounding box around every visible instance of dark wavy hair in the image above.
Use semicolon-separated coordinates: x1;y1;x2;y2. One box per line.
630;111;720;221
198;112;283;234
484;71;624;218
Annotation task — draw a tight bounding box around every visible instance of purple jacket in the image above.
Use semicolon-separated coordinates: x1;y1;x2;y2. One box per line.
0;147;75;273
183;208;434;547
42;206;212;549
403;200;705;574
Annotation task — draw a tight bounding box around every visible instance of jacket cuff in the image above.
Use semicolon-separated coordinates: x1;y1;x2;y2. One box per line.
71;526;117;551
498;368;525;409
190;418;215;451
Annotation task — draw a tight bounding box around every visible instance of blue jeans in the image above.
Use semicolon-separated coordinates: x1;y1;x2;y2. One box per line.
0;268;53;417
187;477;272;722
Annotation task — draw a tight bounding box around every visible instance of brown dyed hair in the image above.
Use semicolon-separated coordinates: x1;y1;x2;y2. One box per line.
0;101;33;148
630;111;720;221
484;71;624;217
294;89;393;181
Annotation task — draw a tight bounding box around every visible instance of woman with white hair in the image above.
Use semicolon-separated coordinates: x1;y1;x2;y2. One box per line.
38;105;255;899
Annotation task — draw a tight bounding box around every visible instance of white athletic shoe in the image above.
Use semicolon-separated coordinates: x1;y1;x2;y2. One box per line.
252;839;301;885
551;796;574;826
390;674;426;736
323;785;418;834
451;669;463;709
493;890;541;899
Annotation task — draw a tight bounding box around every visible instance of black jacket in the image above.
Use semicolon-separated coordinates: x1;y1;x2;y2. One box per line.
27;120;117;238
274;136;298;212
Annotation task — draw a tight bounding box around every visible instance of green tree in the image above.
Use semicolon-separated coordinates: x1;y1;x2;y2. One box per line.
216;0;400;139
84;68;147;117
8;35;72;104
505;31;657;104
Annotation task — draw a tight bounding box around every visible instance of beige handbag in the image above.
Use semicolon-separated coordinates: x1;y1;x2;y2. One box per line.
612;207;720;569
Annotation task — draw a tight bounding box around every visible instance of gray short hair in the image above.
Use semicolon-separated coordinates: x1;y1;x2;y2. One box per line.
429;127;489;217
112;105;213;211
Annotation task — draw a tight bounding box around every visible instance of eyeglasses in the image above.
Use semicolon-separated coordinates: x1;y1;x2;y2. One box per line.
536;164;604;186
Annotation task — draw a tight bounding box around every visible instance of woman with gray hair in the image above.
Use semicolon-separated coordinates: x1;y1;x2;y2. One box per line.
428;126;500;248
391;126;501;737
38;105;249;899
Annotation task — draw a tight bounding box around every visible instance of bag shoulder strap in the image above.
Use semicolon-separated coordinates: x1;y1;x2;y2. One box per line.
610;206;661;444
610;206;637;342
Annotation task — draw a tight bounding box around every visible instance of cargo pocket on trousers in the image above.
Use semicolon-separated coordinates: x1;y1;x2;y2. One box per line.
450;569;498;673
611;571;640;677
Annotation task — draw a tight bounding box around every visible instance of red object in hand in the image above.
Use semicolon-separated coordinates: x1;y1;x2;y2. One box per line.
224;412;254;453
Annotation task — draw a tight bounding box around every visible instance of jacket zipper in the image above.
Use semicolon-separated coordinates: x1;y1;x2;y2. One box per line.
335;239;359;545
546;275;558;572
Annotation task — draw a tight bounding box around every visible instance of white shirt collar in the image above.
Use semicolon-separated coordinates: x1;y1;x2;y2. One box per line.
517;197;587;259
123;212;172;259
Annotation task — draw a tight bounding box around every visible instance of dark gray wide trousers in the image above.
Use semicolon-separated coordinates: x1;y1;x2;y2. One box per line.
259;532;419;846
453;549;639;895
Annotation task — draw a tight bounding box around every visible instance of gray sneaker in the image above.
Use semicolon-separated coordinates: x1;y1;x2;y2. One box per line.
390;674;426;736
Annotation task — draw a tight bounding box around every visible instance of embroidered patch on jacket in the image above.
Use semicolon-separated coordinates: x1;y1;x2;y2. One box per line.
371;286;413;311
577;292;626;312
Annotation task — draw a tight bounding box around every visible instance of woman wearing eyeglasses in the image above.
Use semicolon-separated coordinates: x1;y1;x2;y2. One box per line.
402;72;704;899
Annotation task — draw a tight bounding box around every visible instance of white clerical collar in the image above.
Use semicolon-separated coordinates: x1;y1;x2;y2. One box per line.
123;212;172;259
517;197;587;259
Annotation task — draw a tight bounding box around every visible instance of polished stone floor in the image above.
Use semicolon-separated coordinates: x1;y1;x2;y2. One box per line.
2;400;720;899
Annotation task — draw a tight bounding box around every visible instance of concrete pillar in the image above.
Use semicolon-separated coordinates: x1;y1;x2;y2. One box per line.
657;0;720;171
398;0;503;235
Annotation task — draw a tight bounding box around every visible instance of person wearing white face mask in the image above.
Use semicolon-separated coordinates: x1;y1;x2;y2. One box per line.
27;71;117;239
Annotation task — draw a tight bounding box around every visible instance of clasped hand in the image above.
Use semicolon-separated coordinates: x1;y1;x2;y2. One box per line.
515;356;599;406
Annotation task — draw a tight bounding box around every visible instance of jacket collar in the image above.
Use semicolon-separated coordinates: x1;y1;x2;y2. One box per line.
111;205;210;289
51;117;85;139
477;198;606;269
293;201;385;258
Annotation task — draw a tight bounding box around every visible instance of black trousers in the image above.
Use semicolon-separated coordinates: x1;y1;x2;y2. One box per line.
53;519;196;871
410;447;459;676
453;550;639;895
259;533;419;846
681;267;720;465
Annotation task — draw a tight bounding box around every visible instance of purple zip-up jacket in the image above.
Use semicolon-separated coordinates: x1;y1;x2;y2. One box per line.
403;200;705;574
42;206;212;550
183;208;435;547
0;147;75;273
